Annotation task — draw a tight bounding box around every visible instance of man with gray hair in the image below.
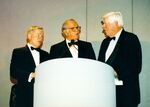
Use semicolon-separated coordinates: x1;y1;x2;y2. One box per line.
50;18;96;60
98;12;142;107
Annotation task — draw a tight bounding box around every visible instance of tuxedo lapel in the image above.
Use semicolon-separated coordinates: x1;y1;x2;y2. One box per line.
24;46;36;67
78;40;83;58
106;41;120;65
60;41;72;58
106;30;124;65
78;40;88;58
98;38;112;62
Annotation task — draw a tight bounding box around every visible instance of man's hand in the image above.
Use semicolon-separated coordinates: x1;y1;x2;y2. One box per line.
10;76;18;84
31;72;36;78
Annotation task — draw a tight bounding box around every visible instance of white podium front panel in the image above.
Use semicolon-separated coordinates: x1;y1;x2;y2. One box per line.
34;58;116;107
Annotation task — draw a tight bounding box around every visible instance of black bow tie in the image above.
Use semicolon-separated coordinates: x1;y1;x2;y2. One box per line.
68;40;78;46
108;37;115;41
31;46;41;52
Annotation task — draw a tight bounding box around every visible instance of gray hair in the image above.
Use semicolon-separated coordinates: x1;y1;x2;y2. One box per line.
102;12;124;27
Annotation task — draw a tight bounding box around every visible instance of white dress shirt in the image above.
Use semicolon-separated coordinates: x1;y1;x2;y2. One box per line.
105;29;123;85
105;29;122;62
66;39;78;58
27;43;40;82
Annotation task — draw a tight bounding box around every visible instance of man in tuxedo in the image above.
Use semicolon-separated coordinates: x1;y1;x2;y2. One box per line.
50;18;96;60
98;12;142;107
9;26;50;107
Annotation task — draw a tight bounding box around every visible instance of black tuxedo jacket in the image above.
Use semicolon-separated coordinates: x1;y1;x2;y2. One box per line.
50;40;96;60
10;45;50;107
98;30;142;107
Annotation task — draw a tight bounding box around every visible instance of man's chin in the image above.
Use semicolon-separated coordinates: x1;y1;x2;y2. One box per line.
36;43;43;48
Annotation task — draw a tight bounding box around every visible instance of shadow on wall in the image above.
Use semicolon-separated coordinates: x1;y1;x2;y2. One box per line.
91;41;101;60
139;41;150;107
0;50;12;107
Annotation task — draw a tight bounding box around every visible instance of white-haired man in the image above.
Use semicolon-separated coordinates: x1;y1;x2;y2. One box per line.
98;12;142;107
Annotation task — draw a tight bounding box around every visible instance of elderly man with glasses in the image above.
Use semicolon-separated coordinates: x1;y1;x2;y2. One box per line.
49;18;96;60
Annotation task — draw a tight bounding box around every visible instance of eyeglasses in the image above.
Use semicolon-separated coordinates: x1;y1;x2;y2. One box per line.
63;26;81;30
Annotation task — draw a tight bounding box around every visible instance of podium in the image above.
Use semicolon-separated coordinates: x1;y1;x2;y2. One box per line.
34;58;116;107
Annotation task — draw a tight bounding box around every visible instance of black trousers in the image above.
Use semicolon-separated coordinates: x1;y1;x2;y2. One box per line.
9;85;17;107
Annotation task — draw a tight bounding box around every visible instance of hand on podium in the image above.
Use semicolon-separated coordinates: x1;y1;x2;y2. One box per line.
114;71;123;85
28;72;36;82
31;72;36;78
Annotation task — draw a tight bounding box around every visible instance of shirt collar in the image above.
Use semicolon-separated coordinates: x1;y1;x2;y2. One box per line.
114;28;123;41
27;43;36;51
65;39;78;46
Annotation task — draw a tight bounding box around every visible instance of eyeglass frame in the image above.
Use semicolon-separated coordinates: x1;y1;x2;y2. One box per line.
62;26;81;30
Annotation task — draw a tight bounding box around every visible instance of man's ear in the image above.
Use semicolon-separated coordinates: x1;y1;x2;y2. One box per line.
63;29;69;37
27;33;32;40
